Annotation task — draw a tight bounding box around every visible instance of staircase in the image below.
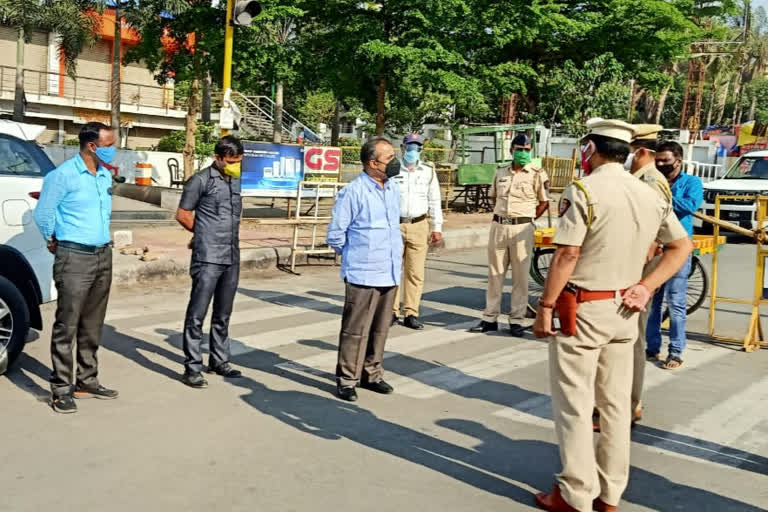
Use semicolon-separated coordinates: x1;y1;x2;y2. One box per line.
230;93;321;144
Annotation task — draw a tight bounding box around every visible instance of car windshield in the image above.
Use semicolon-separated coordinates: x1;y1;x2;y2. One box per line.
724;156;768;179
0;134;55;177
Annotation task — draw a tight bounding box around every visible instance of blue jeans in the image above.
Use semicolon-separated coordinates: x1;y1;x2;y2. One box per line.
646;255;691;358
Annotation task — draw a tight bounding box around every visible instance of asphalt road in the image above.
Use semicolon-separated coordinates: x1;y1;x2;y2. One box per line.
2;245;767;512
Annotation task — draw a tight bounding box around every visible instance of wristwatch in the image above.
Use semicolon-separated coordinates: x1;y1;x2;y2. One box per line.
538;299;556;309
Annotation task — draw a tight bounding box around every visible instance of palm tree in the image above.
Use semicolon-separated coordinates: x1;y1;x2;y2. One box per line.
0;0;103;122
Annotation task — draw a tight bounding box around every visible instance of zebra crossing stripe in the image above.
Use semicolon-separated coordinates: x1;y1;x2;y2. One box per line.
275;321;478;376
388;341;547;399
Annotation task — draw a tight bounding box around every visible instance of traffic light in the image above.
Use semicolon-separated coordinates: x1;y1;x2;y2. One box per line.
232;0;261;26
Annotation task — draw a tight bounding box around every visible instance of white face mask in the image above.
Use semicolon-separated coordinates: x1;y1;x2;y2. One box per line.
624;151;635;170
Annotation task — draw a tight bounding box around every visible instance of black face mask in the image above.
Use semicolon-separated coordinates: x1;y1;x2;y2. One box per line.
657;163;677;175
383;159;401;178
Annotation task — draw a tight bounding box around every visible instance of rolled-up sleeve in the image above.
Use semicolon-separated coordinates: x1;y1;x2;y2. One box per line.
327;187;353;254
33;168;69;240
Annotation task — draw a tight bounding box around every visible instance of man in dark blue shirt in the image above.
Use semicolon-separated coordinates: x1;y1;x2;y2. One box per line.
646;140;703;370
34;122;118;414
176;136;244;388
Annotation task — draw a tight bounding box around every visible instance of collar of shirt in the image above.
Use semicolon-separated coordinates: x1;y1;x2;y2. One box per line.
632;162;656;179
74;153;111;178
400;158;424;172
361;170;392;192
589;162;625;176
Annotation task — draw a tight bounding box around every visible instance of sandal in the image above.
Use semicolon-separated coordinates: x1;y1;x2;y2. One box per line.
661;355;683;370
646;352;664;362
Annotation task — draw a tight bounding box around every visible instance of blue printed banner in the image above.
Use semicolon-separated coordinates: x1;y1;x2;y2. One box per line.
241;142;305;197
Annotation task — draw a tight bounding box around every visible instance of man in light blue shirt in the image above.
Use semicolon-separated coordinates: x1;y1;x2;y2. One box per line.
33;122;118;414
327;137;403;402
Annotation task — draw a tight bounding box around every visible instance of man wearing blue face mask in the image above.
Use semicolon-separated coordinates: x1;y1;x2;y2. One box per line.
391;133;443;330
34;122;118;414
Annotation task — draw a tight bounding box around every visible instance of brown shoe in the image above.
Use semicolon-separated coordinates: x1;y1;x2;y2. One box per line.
593;497;618;512
593;408;601;432
535;485;578;512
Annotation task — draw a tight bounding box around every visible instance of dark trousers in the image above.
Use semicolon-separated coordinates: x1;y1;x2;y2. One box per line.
336;282;396;387
182;260;240;373
50;246;112;397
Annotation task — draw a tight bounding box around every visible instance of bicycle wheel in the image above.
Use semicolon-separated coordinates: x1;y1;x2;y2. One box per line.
660;255;709;321
530;248;555;286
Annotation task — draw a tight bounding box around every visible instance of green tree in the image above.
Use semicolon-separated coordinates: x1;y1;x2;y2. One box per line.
0;0;104;121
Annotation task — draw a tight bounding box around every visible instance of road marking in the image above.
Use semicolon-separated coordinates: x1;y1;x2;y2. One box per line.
275;321;478;376
388;342;547;399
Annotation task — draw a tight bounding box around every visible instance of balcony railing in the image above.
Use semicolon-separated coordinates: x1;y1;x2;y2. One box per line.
0;65;178;111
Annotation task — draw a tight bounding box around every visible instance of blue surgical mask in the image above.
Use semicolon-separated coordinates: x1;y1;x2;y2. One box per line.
95;145;116;164
404;148;420;164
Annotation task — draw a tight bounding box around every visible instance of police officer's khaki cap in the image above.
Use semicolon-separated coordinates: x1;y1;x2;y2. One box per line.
632;124;663;141
585;118;635;143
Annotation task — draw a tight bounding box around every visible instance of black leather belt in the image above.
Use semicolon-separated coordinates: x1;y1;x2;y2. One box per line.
58;241;111;253
493;215;532;225
400;214;427;224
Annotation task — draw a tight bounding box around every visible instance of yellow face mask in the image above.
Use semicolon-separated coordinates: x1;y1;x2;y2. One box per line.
222;161;241;178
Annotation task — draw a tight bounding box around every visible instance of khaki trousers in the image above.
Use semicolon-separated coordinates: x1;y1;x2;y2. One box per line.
393;218;430;317
631;254;661;413
483;221;534;324
336;282;396;387
549;299;636;511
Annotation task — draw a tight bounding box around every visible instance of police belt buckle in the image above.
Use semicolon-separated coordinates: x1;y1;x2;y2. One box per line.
494;215;532;225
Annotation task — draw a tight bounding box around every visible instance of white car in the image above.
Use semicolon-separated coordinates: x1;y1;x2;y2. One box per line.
0;120;57;375
694;150;768;231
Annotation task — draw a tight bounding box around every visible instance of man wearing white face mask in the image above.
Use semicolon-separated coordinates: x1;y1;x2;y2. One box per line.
175;136;245;388
391;133;443;330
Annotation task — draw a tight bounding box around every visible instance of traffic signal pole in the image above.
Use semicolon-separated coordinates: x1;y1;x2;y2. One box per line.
221;0;235;136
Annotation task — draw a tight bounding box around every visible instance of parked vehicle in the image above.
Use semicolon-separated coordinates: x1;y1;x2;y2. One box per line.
0;120;57;375
694;150;768;231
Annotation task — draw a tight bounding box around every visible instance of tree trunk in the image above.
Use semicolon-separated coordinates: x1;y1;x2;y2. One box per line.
715;79;730;125
272;80;284;143
731;66;745;125
330;100;341;146
13;27;25;122
748;95;757;121
705;79;716;127
652;83;672;124
111;2;122;144
201;71;211;123
375;75;386;135
183;45;201;180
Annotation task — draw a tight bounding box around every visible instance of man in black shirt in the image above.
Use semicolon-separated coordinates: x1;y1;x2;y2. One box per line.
176;136;244;388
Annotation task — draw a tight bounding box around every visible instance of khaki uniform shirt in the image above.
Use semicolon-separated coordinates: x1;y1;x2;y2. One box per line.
490;163;549;218
554;163;688;290
633;162;672;203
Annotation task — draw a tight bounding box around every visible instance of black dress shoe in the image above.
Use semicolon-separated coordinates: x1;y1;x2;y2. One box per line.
403;315;424;330
208;362;242;378
360;379;394;394
182;371;209;388
337;385;358;402
51;395;77;414
391;314;399;326
469;320;498;333
74;384;119;400
509;323;527;337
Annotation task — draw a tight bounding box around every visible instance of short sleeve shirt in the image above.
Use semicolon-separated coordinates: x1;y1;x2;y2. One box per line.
179;166;242;265
634;163;672;203
554;163;687;290
490;163;549;218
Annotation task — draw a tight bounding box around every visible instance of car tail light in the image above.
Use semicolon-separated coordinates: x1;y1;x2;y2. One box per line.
28;192;40;200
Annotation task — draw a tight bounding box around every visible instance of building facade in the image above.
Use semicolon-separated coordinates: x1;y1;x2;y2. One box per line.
0;9;186;149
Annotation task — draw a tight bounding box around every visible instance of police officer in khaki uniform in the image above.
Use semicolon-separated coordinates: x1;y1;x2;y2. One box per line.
628;124;673;423
471;134;549;336
532;120;691;512
592;124;673;432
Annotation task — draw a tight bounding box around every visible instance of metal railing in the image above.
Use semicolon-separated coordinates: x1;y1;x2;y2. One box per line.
0;66;174;110
684;160;725;184
542;155;577;192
